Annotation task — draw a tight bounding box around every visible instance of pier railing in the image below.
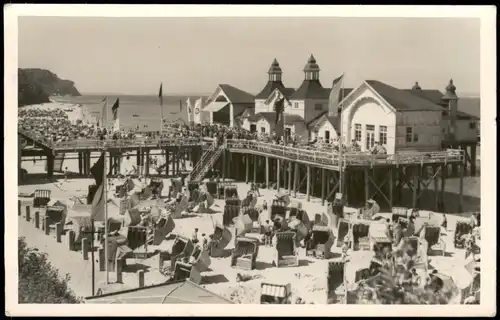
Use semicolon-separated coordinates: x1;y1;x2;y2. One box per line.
47;137;205;151
225;139;464;167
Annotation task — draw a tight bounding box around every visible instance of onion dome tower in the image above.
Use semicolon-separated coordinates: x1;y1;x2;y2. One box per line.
412;82;422;90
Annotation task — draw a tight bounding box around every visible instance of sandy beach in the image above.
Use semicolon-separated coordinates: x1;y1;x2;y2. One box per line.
18;165;477;304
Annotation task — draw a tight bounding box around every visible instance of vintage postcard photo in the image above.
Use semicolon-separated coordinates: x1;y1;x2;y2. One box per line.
4;4;496;317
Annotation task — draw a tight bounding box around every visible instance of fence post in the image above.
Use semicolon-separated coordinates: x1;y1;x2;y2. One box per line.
98;248;105;271
18;200;21;216
34;211;40;229
25;205;31;222
55;222;63;243
67;230;75;251
82;238;89;260
138;270;145;288
44;216;50;235
116;258;123;283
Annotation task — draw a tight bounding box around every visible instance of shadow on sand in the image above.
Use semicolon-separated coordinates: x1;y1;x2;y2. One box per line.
122;263;151;274
202;274;229;284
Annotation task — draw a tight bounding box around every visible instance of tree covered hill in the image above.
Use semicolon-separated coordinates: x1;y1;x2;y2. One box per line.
18;68;81;107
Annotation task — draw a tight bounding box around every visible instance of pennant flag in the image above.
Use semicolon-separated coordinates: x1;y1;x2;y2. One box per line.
328;74;344;116
274;97;285;137
101;97;107;126
90;152;106;221
159;83;163;105
111;98;120;121
186;98;193;122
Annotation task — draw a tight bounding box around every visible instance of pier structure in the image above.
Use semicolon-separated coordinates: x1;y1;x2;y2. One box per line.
203;139;466;213
18;128;206;179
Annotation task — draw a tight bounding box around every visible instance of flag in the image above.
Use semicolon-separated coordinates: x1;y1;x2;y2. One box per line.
159;83;163;105
186;98;193;122
274;97;285;137
90;152;106;221
111;98;120;121
328;74;344;116
101;97;107;127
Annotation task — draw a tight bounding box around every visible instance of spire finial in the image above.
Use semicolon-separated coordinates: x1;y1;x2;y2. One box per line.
412;81;421;90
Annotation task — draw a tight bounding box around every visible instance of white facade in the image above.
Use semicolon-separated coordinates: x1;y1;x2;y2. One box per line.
256;118;271;134
313;118;339;142
340;81;443;154
341;84;397;153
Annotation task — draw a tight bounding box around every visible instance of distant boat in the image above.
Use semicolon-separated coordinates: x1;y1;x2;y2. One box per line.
133;114;140;118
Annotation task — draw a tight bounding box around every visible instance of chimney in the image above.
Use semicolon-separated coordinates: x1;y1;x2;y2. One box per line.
441;79;459;141
412;82;422;90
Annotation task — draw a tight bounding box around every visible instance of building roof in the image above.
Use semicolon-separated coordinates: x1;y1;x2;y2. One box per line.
290;80;327;100
404;88;480;120
308;112;340;132
366;80;444;112
255;112;277;124
84;279;234;304
255;81;295;99
218;84;255;104
403;89;447;106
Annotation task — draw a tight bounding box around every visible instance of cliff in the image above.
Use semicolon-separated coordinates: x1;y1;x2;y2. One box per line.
18;68;81;107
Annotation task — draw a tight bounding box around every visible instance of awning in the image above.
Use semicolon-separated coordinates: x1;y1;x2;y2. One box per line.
203;102;229;112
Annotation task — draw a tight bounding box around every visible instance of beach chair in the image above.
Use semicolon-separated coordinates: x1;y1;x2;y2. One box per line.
223;204;241;226
169;235;195;272
260;282;292;304
391;206;409;222
368;222;392;253
273;231;298;268
152;214;175;245
173;261;203;285
270;199;287;221
454;220;473;248
328;261;346;299
308;225;334;259
33;189;51;208
230;237;259;270
241;206;259;222
224;185;238;199
336;218;352;248
234;214;253;237
210;224;232;258
205;181;217;197
352;219;371;251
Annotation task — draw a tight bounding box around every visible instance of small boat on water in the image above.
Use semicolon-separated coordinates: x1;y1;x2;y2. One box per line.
133;114;140;117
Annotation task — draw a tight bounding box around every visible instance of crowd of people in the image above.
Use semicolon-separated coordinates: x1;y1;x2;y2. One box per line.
19;108;388;156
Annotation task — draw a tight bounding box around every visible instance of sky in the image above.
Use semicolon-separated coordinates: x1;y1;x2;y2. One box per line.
18;17;480;96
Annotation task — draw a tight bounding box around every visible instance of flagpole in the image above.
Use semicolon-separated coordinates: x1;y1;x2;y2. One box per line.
91;218;95;296
160;83;163;137
103;148;109;284
338;74;345;194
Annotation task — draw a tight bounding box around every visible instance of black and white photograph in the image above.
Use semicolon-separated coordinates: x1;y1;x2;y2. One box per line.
4;4;496;317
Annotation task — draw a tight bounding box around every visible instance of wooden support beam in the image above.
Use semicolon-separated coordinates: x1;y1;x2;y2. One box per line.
412;167;418;209
440;164;446;212
245;154;249;183
222;150;226;180
288;162;292;194
326;170;330;202
321;168;326;206
364;167;369;202
293;163;299;198
326;171;339;200
253;155;257;183
458;163;464;213
311;167;315;199
416;166;422;208
265;157;269;189
277;159;281;191
470;144;477;176
388;168;393;210
306;165;311;202
433;165;439;211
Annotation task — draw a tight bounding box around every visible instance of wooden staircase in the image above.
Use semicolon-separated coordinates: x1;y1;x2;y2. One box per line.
18;128;54;154
189;143;224;182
